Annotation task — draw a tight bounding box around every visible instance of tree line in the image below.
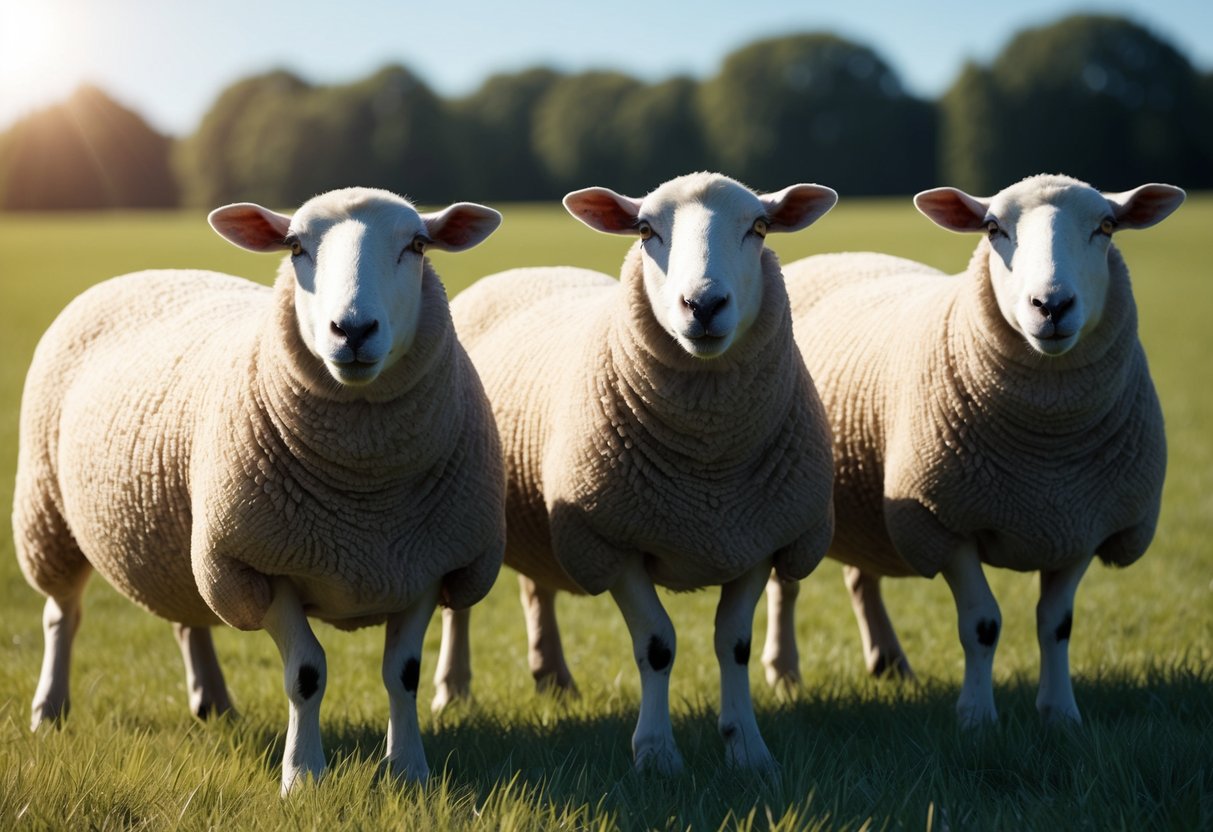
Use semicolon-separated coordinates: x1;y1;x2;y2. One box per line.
0;14;1209;211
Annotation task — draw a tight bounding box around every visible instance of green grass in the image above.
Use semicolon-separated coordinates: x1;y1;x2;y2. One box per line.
0;198;1210;830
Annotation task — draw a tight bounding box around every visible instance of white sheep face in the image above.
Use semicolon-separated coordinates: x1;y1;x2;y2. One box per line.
915;174;1185;357
564;172;837;359
209;188;500;386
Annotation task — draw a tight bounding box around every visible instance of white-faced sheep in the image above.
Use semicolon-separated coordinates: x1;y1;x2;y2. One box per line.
12;187;506;792
434;172;837;773
761;173;1184;726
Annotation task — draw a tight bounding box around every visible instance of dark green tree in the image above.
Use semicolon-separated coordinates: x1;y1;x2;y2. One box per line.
0;85;178;209
611;77;710;195
697;34;936;194
938;62;1004;193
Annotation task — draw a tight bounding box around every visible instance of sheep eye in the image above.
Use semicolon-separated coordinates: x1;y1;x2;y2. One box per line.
411;236;428;254
637;221;653;241
752;218;769;238
287;238;304;257
985;220;1002;238
1099;218;1116;236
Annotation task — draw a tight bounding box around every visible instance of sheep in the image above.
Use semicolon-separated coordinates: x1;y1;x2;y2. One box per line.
432;172;838;773
760;173;1185;727
11;186;506;793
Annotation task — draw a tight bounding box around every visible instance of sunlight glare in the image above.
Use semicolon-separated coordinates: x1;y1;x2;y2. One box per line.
0;0;84;119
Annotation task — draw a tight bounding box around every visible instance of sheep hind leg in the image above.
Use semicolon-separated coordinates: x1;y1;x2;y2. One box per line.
173;623;233;719
260;578;327;796
31;587;86;731
760;573;802;691
844;565;914;679
519;574;578;696
940;543;1001;728
610;556;682;775
716;559;778;772
1035;556;1092;726
383;581;441;784
431;607;472;713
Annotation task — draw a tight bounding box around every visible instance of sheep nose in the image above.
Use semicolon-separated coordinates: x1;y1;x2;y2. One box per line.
1030;295;1075;321
682;294;729;326
330;318;379;350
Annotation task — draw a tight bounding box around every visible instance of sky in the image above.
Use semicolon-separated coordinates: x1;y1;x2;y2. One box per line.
0;0;1210;137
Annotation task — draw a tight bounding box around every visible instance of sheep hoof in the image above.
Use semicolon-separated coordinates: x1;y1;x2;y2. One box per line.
724;739;778;773
956;701;999;729
534;671;580;699
761;659;802;692
430;682;471;714
868;652;916;681
634;742;684;777
386;753;430;786
279;764;325;797
1038;704;1082;727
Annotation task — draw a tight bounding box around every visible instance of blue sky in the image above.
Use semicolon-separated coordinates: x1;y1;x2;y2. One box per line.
1;0;1209;136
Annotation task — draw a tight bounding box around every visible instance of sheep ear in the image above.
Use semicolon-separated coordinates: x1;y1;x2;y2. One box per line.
1103;184;1186;230
422;203;502;252
208;203;293;252
563;187;644;235
914;187;991;233
759;184;838;232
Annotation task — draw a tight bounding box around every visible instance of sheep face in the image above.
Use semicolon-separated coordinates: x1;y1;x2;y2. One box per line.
564;172;836;359
209;188;500;386
915;175;1185;357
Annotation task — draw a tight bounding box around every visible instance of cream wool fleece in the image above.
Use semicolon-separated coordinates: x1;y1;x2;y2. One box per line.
452;244;835;596
785;239;1164;578
14;262;505;631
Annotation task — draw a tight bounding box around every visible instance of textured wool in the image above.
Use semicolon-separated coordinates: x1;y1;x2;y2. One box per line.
14;261;505;632
784;239;1165;579
451;243;835;597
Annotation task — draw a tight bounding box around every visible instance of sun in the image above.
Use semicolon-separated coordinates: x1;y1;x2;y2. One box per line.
0;0;84;122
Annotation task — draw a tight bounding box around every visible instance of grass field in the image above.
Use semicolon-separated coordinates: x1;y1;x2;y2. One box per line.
0;197;1210;831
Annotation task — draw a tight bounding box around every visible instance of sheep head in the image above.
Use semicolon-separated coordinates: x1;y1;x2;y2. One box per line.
564;172;836;359
915;174;1184;357
209;188;500;386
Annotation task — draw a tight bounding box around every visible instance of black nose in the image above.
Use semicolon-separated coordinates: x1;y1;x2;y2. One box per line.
682;294;729;326
330;318;379;350
1031;295;1075;321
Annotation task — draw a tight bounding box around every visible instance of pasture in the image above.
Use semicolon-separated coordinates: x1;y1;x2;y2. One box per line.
0;196;1210;830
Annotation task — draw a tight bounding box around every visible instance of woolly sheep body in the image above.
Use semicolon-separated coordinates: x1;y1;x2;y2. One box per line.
13;187;505;791
766;174;1183;725
440;172;838;773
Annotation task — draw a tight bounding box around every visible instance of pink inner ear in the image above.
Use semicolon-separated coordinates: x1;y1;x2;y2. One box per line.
915;189;987;232
430;209;485;249
564;189;640;234
210;205;291;252
1112;185;1186;229
763;185;837;231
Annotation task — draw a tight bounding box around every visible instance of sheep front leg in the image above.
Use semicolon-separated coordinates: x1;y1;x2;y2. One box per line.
1035;556;1091;725
260;578;327;795
940;542;1001;727
519;574;578;695
30;590;84;730
610;556;682;775
843;565;914;679
383;581;440;783
717;559;777;771
173;623;233;719
760;573;801;690
431;607;471;713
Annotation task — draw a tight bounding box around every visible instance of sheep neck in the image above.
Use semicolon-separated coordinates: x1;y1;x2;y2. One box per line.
251;259;463;481
604;245;801;465
938;239;1142;444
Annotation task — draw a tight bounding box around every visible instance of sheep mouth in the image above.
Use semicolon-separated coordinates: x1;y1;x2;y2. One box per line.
1027;331;1078;357
326;358;383;386
682;332;732;358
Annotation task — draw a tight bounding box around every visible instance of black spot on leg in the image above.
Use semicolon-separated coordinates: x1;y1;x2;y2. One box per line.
646;635;672;671
733;638;751;665
976;619;1000;647
1055;613;1072;643
871;653;889;677
297;664;320;700
401;658;420;694
721;723;738;739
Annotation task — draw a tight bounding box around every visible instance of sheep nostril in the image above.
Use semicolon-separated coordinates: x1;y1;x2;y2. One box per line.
331;319;379;350
683;294;729;326
1031;296;1075;321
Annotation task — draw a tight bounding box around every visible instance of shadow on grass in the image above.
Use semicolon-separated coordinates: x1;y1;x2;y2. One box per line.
227;659;1212;829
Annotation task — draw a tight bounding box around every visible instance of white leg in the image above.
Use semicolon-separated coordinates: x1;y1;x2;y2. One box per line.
431;607;471;713
1035;556;1092;725
260;578;327;795
843;565;914;679
31;592;84;730
760;573;801;689
609;556;682;775
383;582;440;783
717;560;777;771
173;623;233;719
519;574;578;694
940;543;1001;727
